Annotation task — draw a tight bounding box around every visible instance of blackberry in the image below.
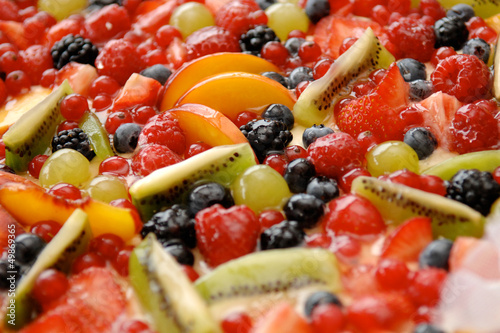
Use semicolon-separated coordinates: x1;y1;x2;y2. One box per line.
187;182;234;216
306;176;339;203
239;25;280;56
51;34;99;70
462;38;491;64
397;58;427;82
434;16;469;50
302;124;334;148
240;119;293;162
141;204;196;248
283;193;324;229
404;127;438;160
446;169;500;216
409;80;434;101
260;220;305;250
284;158;316;193
305;0;330;24
88;0;122;11
419;239;453;271
304;291;342;317
52;128;95;161
262;104;294;130
288;66;313;89
160;239;195;266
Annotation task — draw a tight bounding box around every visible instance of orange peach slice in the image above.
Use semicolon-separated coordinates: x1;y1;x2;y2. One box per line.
0;182;137;241
161;52;282;110
168;103;248;147
173;72;296;121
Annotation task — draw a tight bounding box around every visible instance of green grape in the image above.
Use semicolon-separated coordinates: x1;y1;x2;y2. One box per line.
86;175;128;203
39;149;91;188
38;0;87;21
169;2;215;39
366;141;420;177
265;3;310;41
231;164;291;214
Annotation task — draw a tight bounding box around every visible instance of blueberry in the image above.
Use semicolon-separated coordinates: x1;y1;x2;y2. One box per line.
256;0;276;9
404;127;438;160
306;176;339;203
288;66;313;89
262;104;294;130
397;58;426;82
260;220;305;250
160;239;195;266
283;193;324;229
462;38;491;64
413;323;445;333
187;182;234;216
261;71;289;88
14;233;46;265
305;0;330;24
434;16;469;50
419;239;454;270
409;80;434;101
446;4;475;23
140;64;172;85
304;291;342;317
302;124;334;148
284;158;316;193
113;123;142;153
284;37;306;57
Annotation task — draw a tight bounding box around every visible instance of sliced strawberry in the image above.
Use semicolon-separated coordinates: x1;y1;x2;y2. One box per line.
381;216;433;262
0;21;30;50
166;37;187;70
253;302;313;333
133;1;178;34
113;73;162;111
336;64;409;142
55;63;98;97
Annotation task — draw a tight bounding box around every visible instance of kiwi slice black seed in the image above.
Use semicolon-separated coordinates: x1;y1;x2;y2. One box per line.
351;176;485;240
129;234;221;333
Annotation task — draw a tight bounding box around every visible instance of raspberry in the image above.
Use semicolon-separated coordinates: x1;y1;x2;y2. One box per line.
307;132;364;180
419;0;446;22
19;44;52;85
137;112;186;155
386;16;435;62
131;144;182;176
431;54;491;103
185;26;240;61
95;39;144;85
195;204;259;267
215;0;267;36
84;4;131;44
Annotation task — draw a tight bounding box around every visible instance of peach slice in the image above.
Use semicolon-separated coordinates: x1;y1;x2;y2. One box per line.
173;72;296;121
168;103;248;147
161;52;282;110
0;182;137;241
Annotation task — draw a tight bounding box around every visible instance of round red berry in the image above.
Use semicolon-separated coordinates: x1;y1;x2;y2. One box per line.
95;39;144;86
258;209;285;231
5;70;31;96
48;183;82;201
28;154;49;179
185;142;212;159
310;303;344;333
408;268;447;307
89;233;124;261
99;156;130;176
30;220;62;243
375;258;410;290
60;93;89;121
221;311;253;333
72;252;106;274
261;41;289;66
32;268;69;306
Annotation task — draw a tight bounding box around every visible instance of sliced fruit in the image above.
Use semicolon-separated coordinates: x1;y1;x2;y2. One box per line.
3;81;72;172
4;209;91;330
161;52;281;110
129;234;221;333
437;0;500;18
78;112;114;160
421;150;500;180
112;73;162;111
0;87;52;136
294;28;394;127
174;72;296;121
54;63;98;97
39;149;91;188
168;103;248;147
130;143;256;221
351;176;485;240
194;248;341;320
0;181;136;241
252;303;313;333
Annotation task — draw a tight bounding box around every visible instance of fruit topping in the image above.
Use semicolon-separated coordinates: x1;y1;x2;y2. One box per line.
240;119;292;162
50;34;99;70
239;25;280;56
51;128;95;161
260;220;305;250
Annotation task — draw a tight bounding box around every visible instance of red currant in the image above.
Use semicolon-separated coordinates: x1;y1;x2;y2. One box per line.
105;111;133;135
221;312;253;333
30;220;62;242
493;166;500;184
118;319;155;333
258;209;285;231
375;258;410;290
5;70;31;96
89;75;121;98
295;80;311;98
32;268;69;306
261;41;289;66
92;94;113;111
408;268;447;307
48;183;82;201
185;142;212;159
60;93;89;121
132;105;157;125
0;140;5;159
298;41;322;63
40;68;57;88
0;51;22;74
331;234;361;261
284;145;307;161
310;303;344;333
89;233;125;261
234;111;258;128
99;156;130;176
288;30;306;39
338;37;358;56
430;46;456;68
57;120;79;132
263;153;287;175
155;25;183;49
305;232;332;249
72;252;106;274
28;154;48;179
112;246;133;276
312;58;333;80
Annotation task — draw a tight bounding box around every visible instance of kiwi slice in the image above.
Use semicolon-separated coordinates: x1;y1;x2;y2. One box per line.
421;150;500;180
129;143;257;221
4;209;92;330
129;234;221;333
78;111;114;160
351;176;485;240
194;248;341;319
293;28;394;127
437;0;500;18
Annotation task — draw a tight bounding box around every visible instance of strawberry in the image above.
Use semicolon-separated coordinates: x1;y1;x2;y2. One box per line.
133;1;178;34
0;0;20;21
185;26;240;61
336;63;409;142
195;204;259;267
215;0;267;36
448;236;481;272
84;4;131;44
112;74;162;111
380;216;433;262
55;62;98;97
0;21;30;50
20;268;126;333
45;16;84;48
138;112;186;155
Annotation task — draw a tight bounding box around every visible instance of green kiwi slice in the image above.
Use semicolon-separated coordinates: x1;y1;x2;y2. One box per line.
194;248;341;319
3;81;73;172
78;111;114;160
129;143;257;221
129;234;221;333
421;150;500;180
293;28;395;127
4;209;92;330
437;0;500;18
351;176;485;240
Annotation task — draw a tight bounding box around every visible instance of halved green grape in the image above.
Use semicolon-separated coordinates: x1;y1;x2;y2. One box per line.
79;112;114;161
38;0;87;21
86;175;128;203
39;149;91;188
265;3;309;41
169;2;215;39
231;164;292;214
366;141;420;177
